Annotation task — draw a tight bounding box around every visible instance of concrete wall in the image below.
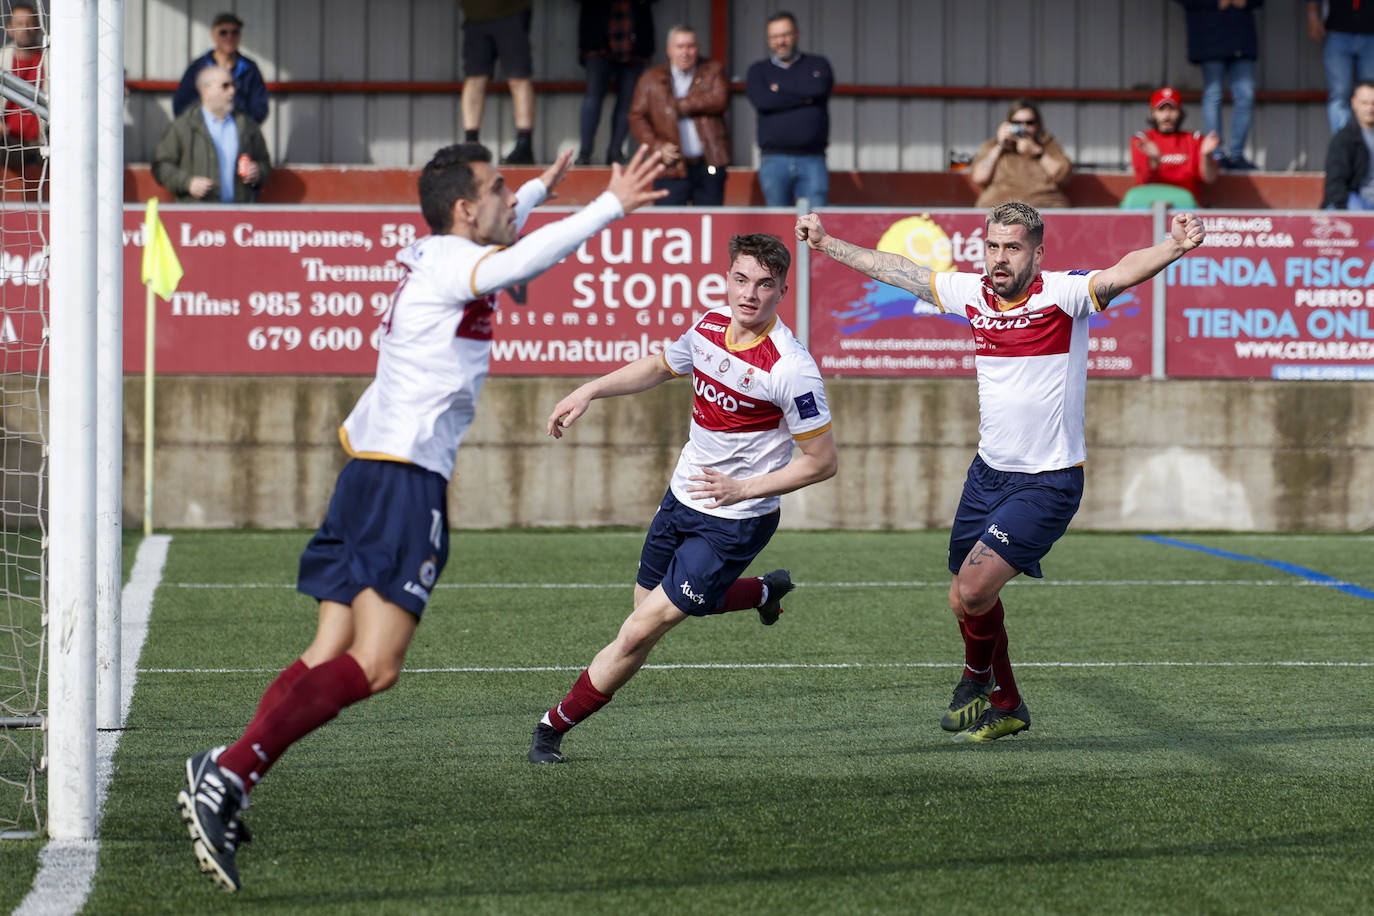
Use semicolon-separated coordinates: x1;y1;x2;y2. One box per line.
113;376;1374;532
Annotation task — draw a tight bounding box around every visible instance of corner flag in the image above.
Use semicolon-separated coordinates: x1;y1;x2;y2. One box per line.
140;198;182;301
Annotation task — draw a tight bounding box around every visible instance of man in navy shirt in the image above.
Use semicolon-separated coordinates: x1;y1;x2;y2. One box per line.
172;11;269;125
745;12;834;207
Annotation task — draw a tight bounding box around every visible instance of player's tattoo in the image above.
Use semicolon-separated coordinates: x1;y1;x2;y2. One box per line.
1092;276;1123;306
967;542;994;567
821;237;935;301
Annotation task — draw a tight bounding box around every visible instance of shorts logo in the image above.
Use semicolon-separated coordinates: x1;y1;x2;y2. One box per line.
419;555;438;589
403;581;431;602
987;523;1010;544
794;391;820;419
679;578;706;606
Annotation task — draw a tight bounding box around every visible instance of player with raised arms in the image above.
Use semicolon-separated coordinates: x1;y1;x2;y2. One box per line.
797;202;1204;742
528;232;837;764
177;143;666;892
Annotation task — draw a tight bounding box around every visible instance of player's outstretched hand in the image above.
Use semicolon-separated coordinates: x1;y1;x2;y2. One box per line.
795;212;829;251
606;145;667;214
546;391;592;439
1171;211;1205;252
686;467;748;509
538;149;575;197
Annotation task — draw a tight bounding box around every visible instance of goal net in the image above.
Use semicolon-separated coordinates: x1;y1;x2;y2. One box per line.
0;0;48;839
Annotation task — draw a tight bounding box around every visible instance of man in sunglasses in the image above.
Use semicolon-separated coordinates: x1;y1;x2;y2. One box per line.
154;63;271;202
172;11;270;124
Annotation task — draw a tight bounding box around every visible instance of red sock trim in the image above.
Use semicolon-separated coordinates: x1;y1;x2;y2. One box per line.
547;669;612;733
713;577;764;613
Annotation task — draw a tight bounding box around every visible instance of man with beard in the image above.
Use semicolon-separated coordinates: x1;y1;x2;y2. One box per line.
795;202;1204;742
1130;86;1220;202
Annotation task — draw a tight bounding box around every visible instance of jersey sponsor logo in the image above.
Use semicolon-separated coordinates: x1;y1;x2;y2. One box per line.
1067;269;1092;276
970;314;1033;331
700;321;728;333
987;523;1010;544
455;293;497;340
794;391;820;419
679;578;706;606
694;373;756;413
718;356;731;374
966;303;1074;357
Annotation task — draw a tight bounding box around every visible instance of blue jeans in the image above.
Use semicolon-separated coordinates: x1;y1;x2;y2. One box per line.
757;153;829;207
1323;31;1374;132
1200;58;1255;161
579;56;644;161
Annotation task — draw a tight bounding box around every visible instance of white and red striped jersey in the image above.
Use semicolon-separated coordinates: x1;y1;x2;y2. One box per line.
340;181;624;479
661;307;832;519
930;269;1104;474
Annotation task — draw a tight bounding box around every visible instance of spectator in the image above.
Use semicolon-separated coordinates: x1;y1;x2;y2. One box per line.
1176;0;1261;171
1308;0;1374;133
461;0;536;165
575;0;655;166
0;2;44;170
968;98;1072;209
153;64;270;203
1130;86;1220;201
171;12;269;125
1322;80;1374;208
745;11;833;207
628;24;729;205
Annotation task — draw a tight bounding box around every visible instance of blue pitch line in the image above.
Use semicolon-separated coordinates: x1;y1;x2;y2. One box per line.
1140;534;1374;601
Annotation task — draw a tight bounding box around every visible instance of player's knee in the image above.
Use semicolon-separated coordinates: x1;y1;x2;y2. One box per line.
956;579;997;615
357;657;402;692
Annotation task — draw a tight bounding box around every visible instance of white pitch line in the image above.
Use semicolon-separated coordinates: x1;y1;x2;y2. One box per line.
15;535;170;916
138;659;1374;675
167;578;1341;590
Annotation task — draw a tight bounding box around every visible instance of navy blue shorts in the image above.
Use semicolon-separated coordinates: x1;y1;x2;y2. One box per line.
947;455;1083;579
636;490;780;616
298;459;450;618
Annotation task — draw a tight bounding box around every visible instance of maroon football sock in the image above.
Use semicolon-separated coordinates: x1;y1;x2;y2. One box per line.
961;599;1004;681
712;577;764;613
250;658;309;723
963;599;1022;710
546;669;613;733
219;653;373;789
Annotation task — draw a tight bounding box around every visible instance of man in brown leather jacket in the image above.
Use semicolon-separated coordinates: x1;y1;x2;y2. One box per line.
628;25;729;205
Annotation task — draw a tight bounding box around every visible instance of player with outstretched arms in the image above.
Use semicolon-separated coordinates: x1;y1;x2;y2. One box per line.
177;144;666;892
527;232;838;764
796;201;1204;742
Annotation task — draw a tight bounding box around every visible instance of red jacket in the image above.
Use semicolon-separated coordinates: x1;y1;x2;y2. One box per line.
628;59;730;178
1131;128;1210;199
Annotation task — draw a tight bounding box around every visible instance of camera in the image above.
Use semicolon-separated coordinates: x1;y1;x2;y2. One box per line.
1011;124;1028;137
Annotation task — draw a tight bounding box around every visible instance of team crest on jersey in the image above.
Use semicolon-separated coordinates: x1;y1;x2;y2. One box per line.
419;555;438;588
738;366;756;391
718;356;731;374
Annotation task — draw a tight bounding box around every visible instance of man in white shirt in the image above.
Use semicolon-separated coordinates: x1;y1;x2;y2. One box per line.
177;145;666;892
528;233;837;763
797;202;1205;743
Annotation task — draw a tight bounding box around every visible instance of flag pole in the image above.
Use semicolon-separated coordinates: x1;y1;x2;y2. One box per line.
143;279;154;536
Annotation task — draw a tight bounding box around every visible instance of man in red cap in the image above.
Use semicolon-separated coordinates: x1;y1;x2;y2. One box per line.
1130;86;1220;200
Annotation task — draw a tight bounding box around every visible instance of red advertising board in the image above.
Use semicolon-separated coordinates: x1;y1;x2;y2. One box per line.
1166;212;1374;379
806;210;1156;377
113;206;794;375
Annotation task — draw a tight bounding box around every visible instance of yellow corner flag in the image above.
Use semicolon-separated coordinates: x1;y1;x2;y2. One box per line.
141;198;183;301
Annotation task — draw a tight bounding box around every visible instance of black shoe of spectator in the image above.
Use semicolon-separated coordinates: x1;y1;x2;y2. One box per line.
501;143;535;166
1223;155;1258;171
574;152;593;166
607;150;629;166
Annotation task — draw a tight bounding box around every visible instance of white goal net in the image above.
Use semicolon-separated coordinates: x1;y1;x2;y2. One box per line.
0;0;48;839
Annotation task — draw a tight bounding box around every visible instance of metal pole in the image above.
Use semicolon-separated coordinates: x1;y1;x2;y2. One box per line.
48;0;101;839
96;0;124;731
794;197;810;347
1150;200;1168;380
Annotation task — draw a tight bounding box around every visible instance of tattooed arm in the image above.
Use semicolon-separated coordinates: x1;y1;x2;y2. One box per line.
1091;211;1205;305
796;212;936;301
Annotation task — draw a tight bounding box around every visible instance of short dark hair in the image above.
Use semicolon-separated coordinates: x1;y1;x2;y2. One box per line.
728;233;791;283
767;11;797;29
418;143;492;235
1354;80;1374;96
211;11;243;29
986;201;1044;246
9;2;36;16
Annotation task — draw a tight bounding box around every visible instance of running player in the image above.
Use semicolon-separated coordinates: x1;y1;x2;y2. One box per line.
796;202;1204;742
528;232;837;764
177;143;666;892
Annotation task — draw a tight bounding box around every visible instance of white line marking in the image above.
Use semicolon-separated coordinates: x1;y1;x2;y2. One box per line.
16;535;171;916
167;578;1345;590
138;660;1373;675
